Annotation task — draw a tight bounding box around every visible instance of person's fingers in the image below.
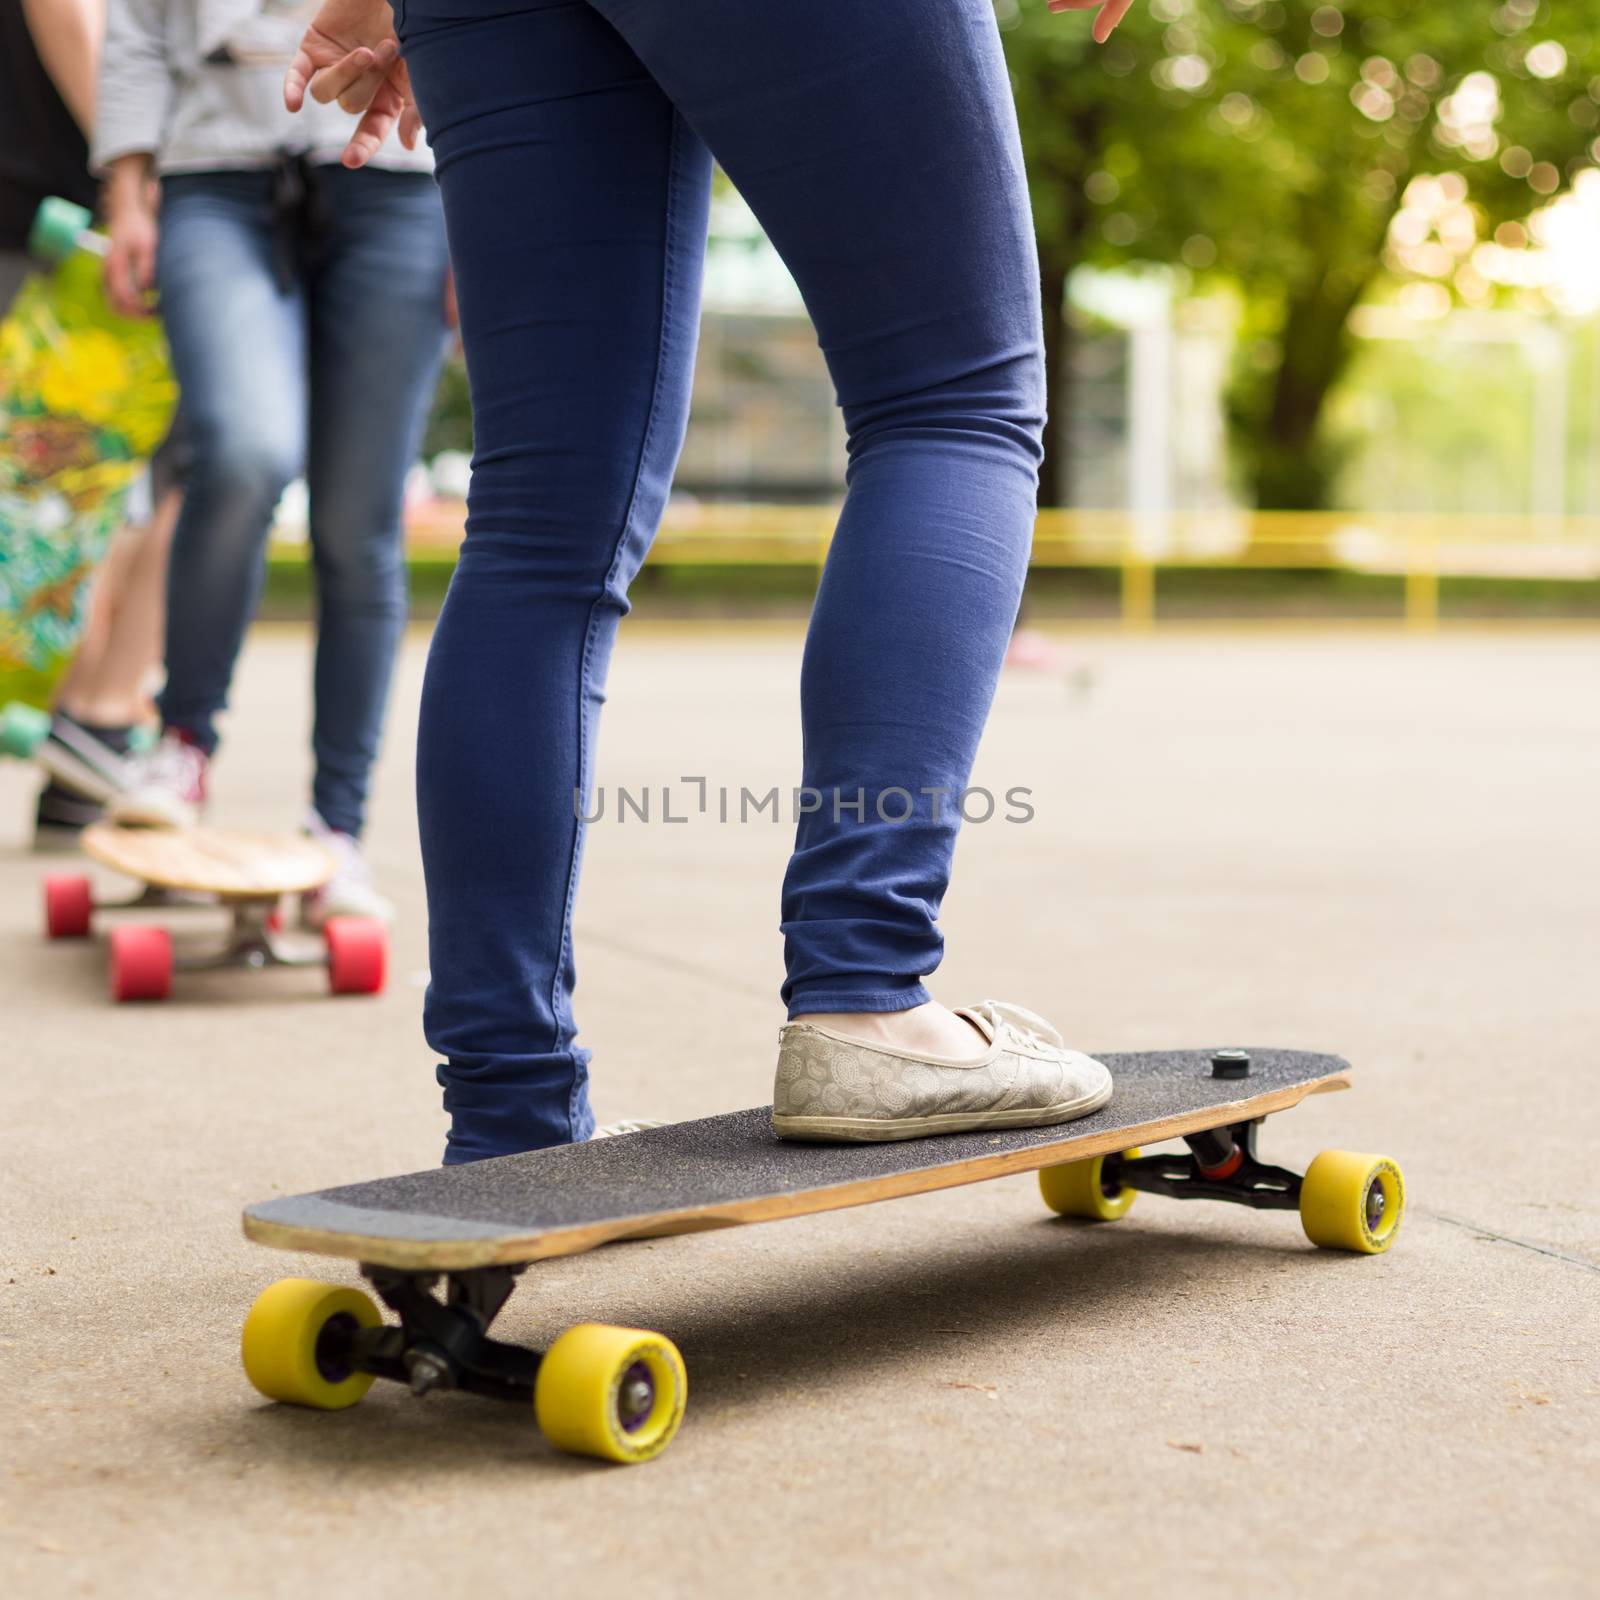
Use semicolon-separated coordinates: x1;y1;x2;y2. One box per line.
342;88;402;168
394;61;423;149
285;43;316;113
341;123;389;169
1093;0;1137;41
307;44;390;108
308;47;373;106
1045;0;1137;33
107;241;135;316
340;69;421;164
394;60;417;115
337;62;395;115
103;245;133;317
105;238;150;319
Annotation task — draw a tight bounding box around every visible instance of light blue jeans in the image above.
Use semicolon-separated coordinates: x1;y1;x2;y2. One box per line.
156;165;449;836
400;0;1045;1160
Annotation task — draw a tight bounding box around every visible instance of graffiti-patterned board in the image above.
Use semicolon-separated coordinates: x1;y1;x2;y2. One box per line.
0;246;176;707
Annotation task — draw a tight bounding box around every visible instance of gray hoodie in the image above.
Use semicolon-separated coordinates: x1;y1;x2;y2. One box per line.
93;0;433;174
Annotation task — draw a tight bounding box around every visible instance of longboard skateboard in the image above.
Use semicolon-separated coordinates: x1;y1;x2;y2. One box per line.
0;700;155;793
240;1047;1404;1464
42;822;387;1001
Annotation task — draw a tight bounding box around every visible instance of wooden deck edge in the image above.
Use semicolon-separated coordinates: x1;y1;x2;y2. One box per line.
241;1073;1351;1272
82;822;334;897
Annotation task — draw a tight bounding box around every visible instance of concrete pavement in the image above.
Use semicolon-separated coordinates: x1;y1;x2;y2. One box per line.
4;623;1597;1596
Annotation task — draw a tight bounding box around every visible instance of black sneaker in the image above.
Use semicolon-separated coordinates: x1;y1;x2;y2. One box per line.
37;711;136;802
33;779;103;853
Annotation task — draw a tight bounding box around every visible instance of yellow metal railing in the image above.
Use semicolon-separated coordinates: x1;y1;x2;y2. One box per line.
379;502;1600;628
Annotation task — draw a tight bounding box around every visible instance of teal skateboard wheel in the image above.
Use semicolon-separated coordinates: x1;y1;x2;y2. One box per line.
27;196;93;265
0;702;50;760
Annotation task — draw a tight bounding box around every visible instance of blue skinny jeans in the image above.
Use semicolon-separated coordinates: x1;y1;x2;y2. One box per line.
156;166;449;836
399;0;1045;1161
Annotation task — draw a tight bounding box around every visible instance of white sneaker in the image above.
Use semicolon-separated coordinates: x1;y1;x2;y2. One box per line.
772;999;1112;1143
298;810;395;928
592;1119;667;1139
105;731;208;828
37;712;133;803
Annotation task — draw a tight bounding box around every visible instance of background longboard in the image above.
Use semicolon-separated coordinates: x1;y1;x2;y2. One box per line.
45;824;384;1001
244;1047;1352;1271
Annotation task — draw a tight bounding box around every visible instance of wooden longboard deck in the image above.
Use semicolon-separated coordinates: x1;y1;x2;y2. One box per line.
83;823;333;898
244;1048;1350;1271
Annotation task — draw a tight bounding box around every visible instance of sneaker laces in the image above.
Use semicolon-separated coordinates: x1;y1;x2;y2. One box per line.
969;999;1065;1052
137;733;204;793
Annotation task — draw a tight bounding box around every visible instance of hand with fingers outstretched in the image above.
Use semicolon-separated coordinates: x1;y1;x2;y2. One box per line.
283;0;421;168
1048;0;1138;43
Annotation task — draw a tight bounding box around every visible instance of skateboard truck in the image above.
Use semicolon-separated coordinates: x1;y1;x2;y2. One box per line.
43;870;387;1000
71;892;295;974
346;1268;541;1402
242;1268;687;1463
167;900;307;976
1108;1119;1304;1211
1090;1049;1297;1201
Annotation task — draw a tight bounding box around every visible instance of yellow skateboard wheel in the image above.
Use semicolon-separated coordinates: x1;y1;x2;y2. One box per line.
1039;1147;1140;1220
535;1324;686;1464
241;1278;382;1409
1299;1151;1405;1253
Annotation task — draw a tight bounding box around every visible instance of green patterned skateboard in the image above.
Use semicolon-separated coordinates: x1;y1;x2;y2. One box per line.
0;199;177;720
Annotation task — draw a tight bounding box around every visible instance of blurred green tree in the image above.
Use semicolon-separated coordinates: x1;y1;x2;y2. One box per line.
1001;0;1600;507
423;352;473;462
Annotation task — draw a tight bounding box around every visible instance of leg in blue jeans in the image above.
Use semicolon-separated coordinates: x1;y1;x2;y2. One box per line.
155;170;448;837
401;0;1043;1161
304;168;451;836
157;175;305;750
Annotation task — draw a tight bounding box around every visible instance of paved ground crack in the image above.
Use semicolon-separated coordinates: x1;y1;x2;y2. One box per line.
1423;1209;1600;1273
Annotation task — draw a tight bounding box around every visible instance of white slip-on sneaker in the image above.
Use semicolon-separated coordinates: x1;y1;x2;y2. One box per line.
105;731;208;828
298;810;396;929
771;999;1112;1143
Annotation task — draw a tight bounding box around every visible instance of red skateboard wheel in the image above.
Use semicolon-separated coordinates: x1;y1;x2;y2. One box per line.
43;874;93;939
325;916;387;996
109;924;174;1002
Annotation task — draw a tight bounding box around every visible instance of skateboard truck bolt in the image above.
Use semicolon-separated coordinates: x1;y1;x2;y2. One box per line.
1210;1049;1251;1080
404;1345;455;1396
620;1373;654;1423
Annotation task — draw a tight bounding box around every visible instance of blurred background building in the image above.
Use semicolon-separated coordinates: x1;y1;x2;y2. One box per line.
276;0;1600;622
